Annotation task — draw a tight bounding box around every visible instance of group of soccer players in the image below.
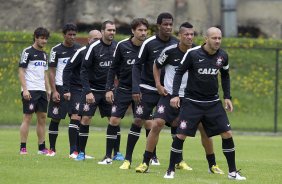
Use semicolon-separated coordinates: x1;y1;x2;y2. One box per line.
18;12;246;180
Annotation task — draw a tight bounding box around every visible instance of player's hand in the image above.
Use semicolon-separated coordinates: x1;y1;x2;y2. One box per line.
105;91;114;104
52;91;60;103
23;90;31;101
64;92;71;101
170;97;180;108
132;93;142;104
156;84;168;96
224;99;233;112
86;92;95;104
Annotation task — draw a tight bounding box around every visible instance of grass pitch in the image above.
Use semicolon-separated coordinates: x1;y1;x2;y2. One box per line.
0;127;281;184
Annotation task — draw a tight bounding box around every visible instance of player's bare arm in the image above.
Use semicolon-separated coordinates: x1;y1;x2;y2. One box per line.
19;67;31;101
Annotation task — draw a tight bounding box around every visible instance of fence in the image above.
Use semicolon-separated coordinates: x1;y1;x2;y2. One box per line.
0;40;281;132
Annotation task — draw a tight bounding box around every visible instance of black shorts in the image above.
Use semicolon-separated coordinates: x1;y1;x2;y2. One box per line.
134;88;160;120
153;94;179;125
79;90;112;117
21;90;48;114
68;88;82;115
47;85;68;119
111;88;135;119
176;98;231;137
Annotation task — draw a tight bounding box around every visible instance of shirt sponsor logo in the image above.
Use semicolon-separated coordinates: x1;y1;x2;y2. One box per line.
198;68;219;75
126;59;135;65
34;61;47;66
99;61;112;67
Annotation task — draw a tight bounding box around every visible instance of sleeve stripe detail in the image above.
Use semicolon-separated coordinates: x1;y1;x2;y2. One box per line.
180;45;201;64
138;35;156;58
70;46;86;63
85;40;100;60
223;64;229;70
113;38;129;57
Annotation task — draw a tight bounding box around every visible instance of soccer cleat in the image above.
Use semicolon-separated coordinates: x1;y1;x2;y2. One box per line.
208;165;224;174
119;160;131;170
113;152;125;161
38;148;49;155
150;156;160;166
98;157;112;165
85;154;94;159
69;151;78;159
20;148;28;155
228;170;246;180
164;170;175;179
135;163;149;173
175;160;193;170
46;149;56;157
75;152;85;161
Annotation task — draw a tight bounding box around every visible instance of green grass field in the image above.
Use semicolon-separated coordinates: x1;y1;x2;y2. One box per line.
0;127;281;184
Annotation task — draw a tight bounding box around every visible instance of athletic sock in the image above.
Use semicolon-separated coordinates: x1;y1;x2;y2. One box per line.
79;124;89;153
143;151;154;165
168;137;184;171
125;123;141;162
20;142;26;149
48;120;59;151
206;153;216;168
106;124;118;158
222;137;236;172
38;141;46;150
114;125;121;156
68;119;80;154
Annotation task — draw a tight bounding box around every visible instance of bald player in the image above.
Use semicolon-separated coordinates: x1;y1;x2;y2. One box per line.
164;27;246;180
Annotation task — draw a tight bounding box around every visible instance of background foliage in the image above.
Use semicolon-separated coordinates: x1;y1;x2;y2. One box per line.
0;31;281;132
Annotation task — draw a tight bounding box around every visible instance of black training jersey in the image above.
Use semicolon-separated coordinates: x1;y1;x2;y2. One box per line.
49;43;80;86
63;45;88;92
172;45;231;101
80;39;117;93
155;44;197;97
106;37;140;91
132;35;178;94
19;46;48;91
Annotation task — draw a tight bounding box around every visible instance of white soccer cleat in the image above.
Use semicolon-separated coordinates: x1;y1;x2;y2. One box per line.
98;157;112;165
85;154;94;159
228;170;246;180
150;157;160;166
164;170;175;179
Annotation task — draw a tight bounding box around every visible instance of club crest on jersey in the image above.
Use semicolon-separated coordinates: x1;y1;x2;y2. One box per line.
83;103;90;112
157;105;165;114
135;105;144;115
216;56;224;67
52;107;59;115
29;103;34;110
75;103;80;111
179;120;187;129
112;105;117;113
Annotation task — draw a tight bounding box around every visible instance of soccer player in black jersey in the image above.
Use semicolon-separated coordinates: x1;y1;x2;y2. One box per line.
137;22;223;174
47;23;81;157
19;27;50;155
132;12;178;171
97;18;149;166
61;30;102;159
76;21;117;161
164;27;246;180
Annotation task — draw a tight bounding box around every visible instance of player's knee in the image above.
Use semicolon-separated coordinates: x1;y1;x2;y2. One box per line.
221;130;232;139
133;118;143;127
71;114;81;121
109;117;120;126
81;116;91;125
152;119;165;131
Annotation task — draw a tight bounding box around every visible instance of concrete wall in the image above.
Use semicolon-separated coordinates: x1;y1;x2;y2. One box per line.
0;0;281;39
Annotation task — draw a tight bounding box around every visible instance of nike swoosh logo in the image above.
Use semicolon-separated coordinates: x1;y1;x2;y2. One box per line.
126;51;131;54
100;54;104;57
174;59;180;62
153;50;159;53
199;59;205;62
227;124;230;127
